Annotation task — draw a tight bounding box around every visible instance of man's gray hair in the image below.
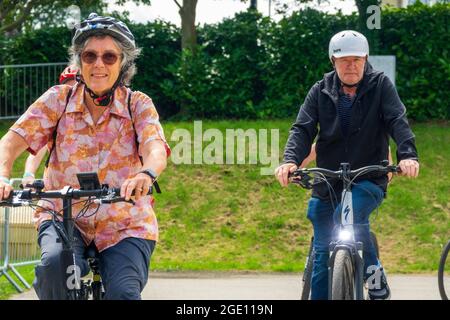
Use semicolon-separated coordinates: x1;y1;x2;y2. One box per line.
68;34;141;86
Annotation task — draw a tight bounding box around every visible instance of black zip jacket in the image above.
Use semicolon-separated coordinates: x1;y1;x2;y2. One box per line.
283;63;418;200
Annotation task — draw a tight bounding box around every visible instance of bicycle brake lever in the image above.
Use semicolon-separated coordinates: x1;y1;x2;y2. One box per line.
98;197;135;205
0;198;28;207
290;171;313;189
118;198;135;205
0;192;15;206
0;200;10;207
299;176;313;189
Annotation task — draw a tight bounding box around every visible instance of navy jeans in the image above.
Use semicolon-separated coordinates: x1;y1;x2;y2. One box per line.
33;220;155;300
306;180;384;300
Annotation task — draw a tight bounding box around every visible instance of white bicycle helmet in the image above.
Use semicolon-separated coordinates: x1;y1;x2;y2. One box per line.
72;13;135;48
328;30;369;62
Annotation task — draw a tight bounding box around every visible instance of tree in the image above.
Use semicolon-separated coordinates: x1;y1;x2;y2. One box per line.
173;0;198;53
265;0;382;40
0;0;106;35
0;0;38;34
355;0;381;28
354;0;380;46
0;0;151;36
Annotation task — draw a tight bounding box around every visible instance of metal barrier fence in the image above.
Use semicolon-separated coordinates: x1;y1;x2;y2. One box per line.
0;62;67;120
0;179;40;293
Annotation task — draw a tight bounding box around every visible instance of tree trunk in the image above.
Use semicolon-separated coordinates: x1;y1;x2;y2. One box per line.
354;0;380;50
172;0;198;117
355;0;380;30
178;0;198;53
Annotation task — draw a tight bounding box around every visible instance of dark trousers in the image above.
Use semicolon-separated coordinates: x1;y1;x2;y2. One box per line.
33;220;155;300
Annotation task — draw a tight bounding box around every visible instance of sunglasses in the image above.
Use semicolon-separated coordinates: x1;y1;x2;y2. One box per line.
81;51;121;65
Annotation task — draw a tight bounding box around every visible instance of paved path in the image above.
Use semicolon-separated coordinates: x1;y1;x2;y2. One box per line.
10;272;444;300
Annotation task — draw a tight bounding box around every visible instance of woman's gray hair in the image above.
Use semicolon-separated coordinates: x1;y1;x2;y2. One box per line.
68;34;141;86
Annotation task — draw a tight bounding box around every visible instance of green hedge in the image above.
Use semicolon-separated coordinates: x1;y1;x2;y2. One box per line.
161;11;271;119
130;21;181;119
0;2;448;120
376;4;450;121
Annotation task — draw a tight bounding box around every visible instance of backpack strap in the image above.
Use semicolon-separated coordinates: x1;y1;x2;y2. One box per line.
45;89;143;168
45;88;73;168
128;91;161;194
127;90;144;166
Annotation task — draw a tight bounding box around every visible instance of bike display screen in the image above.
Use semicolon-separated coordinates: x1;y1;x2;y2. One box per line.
76;172;101;190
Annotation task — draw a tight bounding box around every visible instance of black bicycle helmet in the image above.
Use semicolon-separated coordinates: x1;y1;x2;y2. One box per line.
72;12;135;49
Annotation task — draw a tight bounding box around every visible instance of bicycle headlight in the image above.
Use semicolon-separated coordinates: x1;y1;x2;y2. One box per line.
338;230;352;241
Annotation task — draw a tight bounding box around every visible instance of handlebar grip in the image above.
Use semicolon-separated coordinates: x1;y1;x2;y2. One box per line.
0;190;23;207
386;165;401;173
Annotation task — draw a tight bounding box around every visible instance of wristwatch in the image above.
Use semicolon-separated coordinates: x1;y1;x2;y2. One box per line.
139;169;161;193
139;168;158;182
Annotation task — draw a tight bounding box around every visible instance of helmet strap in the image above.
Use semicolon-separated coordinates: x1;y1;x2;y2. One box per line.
81;72;124;107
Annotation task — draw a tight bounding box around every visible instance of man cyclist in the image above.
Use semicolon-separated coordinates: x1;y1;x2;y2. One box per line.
275;30;419;300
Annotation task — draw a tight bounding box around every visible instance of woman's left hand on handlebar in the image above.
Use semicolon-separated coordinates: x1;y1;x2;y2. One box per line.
120;173;153;201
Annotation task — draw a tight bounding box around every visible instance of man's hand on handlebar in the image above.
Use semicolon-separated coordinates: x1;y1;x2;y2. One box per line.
398;159;419;178
275;163;298;187
281;162;403;190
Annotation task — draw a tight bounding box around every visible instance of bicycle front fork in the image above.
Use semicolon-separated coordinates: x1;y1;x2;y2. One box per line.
328;241;365;300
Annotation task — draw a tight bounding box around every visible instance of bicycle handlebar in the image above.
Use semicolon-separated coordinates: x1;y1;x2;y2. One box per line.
0;185;153;207
0;179;158;300
288;163;401;189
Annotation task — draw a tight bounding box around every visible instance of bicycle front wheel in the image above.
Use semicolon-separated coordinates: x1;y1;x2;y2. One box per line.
438;240;450;300
331;249;355;300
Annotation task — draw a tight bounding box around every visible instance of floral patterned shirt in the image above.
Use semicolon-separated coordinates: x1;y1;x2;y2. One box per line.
10;83;170;252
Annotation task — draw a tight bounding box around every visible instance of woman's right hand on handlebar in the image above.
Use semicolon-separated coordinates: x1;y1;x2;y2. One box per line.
275;163;298;187
0;180;13;200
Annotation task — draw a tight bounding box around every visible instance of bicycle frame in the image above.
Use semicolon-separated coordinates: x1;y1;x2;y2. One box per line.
61;188;84;299
1;173;158;300
327;164;365;300
53;185;140;299
290;162;398;300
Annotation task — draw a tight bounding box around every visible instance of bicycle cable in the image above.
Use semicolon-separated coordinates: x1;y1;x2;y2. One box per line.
311;172;339;213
